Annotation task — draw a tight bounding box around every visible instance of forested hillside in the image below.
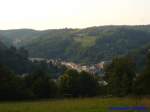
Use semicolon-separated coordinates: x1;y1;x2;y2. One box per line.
0;29;42;47
0;41;66;77
1;25;150;64
0;35;7;50
0;41;33;74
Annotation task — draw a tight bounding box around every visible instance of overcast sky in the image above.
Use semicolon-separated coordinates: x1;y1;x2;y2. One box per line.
0;0;149;30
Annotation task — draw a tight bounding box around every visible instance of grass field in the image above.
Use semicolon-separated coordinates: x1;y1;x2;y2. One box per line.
0;98;149;112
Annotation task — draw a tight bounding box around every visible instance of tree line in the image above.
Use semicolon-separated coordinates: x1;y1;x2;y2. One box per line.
0;65;102;100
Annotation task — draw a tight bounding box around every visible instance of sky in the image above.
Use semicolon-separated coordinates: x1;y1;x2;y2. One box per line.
0;0;150;30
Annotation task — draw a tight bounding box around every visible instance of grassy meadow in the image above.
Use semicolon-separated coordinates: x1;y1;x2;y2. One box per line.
0;98;149;112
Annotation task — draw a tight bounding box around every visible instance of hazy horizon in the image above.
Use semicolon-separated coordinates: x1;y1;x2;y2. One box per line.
0;0;150;30
1;24;150;31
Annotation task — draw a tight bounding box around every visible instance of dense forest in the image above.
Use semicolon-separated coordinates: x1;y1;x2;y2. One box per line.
0;41;66;77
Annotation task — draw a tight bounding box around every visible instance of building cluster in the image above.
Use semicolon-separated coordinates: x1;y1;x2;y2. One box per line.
29;58;110;76
29;58;61;65
60;61;108;76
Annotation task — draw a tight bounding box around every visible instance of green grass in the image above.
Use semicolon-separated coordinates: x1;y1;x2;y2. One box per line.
0;98;149;112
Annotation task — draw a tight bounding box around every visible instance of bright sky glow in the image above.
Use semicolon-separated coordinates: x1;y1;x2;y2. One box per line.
0;0;149;30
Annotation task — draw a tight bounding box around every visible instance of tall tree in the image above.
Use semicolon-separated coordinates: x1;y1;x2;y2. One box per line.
59;69;80;97
25;69;58;98
134;51;150;95
79;71;99;97
105;56;136;96
59;69;99;97
0;65;25;100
